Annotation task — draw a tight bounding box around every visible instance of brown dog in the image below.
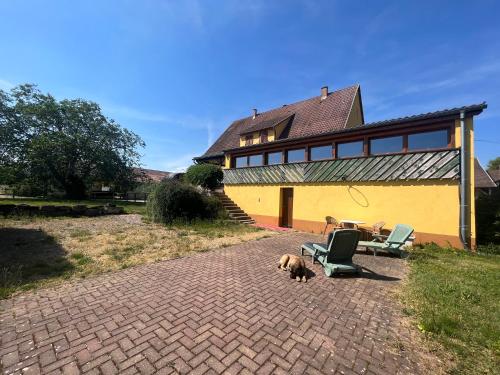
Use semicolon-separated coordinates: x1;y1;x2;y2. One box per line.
278;254;307;282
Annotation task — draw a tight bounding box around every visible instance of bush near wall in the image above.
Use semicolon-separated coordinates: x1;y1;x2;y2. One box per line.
184;164;223;190
476;188;500;247
146;180;221;224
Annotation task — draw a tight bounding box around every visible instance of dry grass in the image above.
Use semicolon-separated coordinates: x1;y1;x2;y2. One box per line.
0;215;277;298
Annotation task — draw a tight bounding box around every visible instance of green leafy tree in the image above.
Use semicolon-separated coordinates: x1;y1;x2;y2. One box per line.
0;84;144;198
487;157;500;171
184;164;223;190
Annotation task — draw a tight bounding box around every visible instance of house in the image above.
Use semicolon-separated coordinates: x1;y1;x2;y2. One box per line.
488;168;500;186
474;158;497;196
133;168;183;182
195;85;486;249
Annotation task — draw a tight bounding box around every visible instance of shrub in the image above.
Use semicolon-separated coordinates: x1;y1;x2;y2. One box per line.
204;196;224;219
184;164;223;190
476;188;500;245
146;180;221;224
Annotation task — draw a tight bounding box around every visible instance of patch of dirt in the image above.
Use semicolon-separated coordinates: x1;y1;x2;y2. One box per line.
0;215;278;295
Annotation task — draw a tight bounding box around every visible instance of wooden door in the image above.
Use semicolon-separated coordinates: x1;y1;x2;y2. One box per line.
280;188;294;228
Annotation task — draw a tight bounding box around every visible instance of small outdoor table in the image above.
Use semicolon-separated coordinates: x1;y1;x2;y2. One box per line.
340;219;365;229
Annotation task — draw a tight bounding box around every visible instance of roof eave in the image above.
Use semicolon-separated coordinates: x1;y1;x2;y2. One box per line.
193;153;224;161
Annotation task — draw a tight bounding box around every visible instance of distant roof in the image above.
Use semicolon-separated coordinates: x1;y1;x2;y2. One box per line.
475;159;497;188
488;168;500;183
198;85;360;159
134;168;176;182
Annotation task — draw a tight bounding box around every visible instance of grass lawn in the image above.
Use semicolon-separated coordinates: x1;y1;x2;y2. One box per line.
401;244;500;374
0;197;146;214
0;215;276;299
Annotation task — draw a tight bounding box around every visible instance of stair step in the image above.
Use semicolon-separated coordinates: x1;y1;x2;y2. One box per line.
229;214;252;219
215;192;255;225
224;206;241;210
239;220;256;224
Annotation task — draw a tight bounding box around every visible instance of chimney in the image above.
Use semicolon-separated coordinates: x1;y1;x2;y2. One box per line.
321;86;328;101
252;108;258;119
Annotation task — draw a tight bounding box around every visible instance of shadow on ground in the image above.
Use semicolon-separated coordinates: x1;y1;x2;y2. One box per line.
0;227;73;298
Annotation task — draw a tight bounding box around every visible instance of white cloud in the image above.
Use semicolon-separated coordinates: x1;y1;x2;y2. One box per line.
0;78;15;90
160;153;198;172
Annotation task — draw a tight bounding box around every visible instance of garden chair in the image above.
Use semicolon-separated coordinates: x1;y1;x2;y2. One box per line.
358;224;414;257
370;221;386;242
322;216;342;236
301;229;361;276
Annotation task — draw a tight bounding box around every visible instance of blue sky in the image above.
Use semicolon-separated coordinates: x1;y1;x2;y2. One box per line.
0;0;499;171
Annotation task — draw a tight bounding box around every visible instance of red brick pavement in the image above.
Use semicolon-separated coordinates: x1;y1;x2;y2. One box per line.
1;233;424;374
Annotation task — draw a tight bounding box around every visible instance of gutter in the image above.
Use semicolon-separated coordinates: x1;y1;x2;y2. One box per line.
459;110;469;249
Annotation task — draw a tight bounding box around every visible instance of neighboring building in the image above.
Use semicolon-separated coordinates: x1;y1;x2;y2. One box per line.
488;168;500;186
474;158;497;196
195;85;486;248
133;168;182;182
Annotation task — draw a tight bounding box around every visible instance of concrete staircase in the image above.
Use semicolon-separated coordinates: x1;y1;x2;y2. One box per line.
212;191;255;224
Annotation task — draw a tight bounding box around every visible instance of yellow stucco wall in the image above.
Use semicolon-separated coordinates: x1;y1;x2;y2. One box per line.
267;128;275;142
225;181;462;245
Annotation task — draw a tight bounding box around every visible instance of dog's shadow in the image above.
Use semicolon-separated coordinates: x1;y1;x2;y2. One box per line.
304;267;316;280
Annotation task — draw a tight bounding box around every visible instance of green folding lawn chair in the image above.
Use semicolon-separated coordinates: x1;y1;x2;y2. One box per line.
300;229;361;277
358;224;414;257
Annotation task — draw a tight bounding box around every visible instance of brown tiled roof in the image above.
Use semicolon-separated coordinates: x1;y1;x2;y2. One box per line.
199;85;360;158
133;168;174;182
475;159;497;188
488;168;500;183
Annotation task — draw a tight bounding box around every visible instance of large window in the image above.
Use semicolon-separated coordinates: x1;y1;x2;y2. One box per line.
249;154;263;166
370;136;403;155
310;145;332;161
408;129;448;151
337;141;363;158
267;152;282;165
235;156;248;168
286;148;305;163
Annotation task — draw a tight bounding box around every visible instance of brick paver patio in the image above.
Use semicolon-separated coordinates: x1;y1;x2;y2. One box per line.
1;233;424;374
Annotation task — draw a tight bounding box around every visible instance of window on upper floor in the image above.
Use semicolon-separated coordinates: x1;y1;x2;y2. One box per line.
408;129;448;151
260;131;268;143
370;136;403;155
286;148;305;163
337;141;363;158
267;151;282;165
249;154;263;166
310;145;333;161
245;135;253;146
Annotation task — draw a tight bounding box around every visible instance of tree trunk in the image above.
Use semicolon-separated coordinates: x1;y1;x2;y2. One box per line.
64;176;86;199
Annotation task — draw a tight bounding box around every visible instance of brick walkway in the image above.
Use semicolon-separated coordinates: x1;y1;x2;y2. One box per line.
1;233;423;374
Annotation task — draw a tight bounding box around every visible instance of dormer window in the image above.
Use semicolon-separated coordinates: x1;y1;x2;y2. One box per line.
245;134;253;146
260;130;268;143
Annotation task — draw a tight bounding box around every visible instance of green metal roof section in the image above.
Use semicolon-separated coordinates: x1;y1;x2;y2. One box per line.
223;149;460;185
